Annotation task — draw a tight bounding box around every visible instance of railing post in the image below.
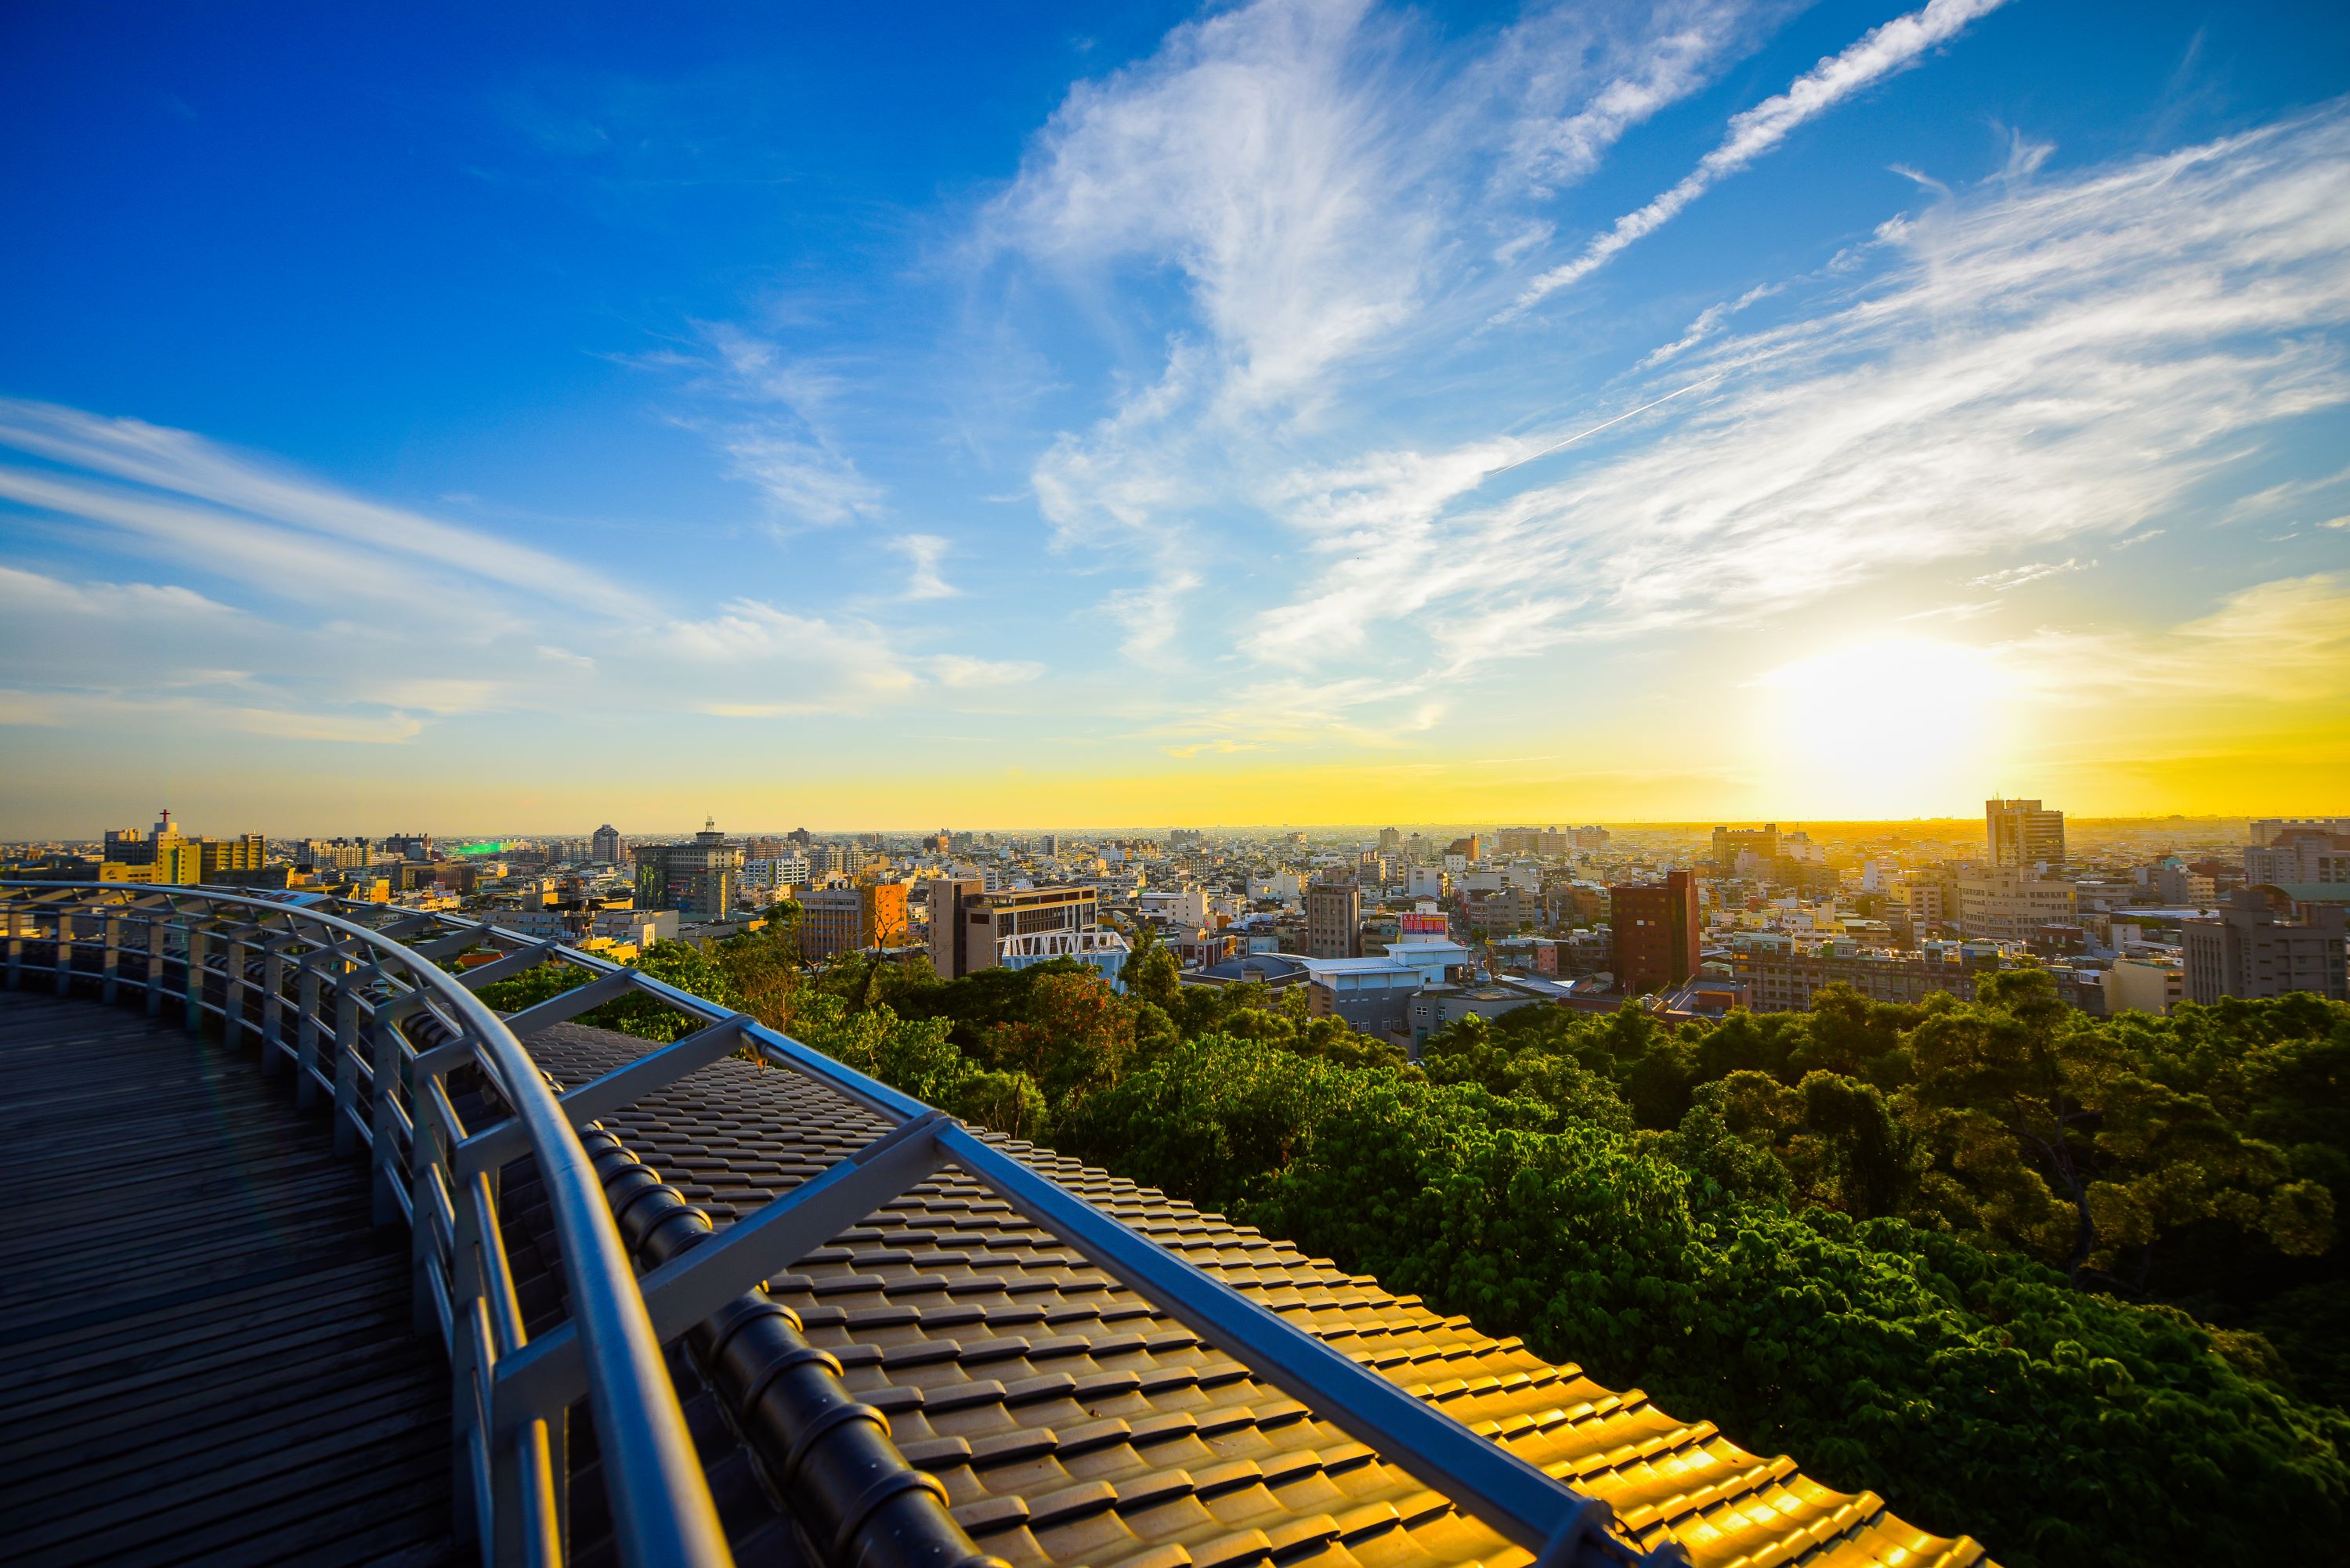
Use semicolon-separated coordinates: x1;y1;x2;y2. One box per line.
262;940;288;1072
373;998;410;1225
333;969;362;1154
101;912;122;1003
223;936;249;1050
297;956;323;1106
145;913;165;1017
2;898;20;989
53;910;74;996
414;1070;452;1340
184;922;208;1033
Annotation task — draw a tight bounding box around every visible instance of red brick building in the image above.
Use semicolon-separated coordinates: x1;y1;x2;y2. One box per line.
1608;870;1699;995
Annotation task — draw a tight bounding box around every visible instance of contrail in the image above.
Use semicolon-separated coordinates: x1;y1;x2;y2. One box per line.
1481;375;1721;484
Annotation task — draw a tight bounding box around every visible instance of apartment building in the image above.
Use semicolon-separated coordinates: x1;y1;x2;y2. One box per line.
2182;892;2349;1004
802;881;913;962
1305;877;1361;960
1730;937;1997;1011
1957;867;2077;943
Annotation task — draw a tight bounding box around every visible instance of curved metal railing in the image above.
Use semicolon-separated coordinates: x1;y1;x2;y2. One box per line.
2;877;1687;1567
0;881;734;1568
302;895;1687;1568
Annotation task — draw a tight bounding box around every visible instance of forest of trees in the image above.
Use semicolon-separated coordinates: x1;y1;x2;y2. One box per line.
477;917;2348;1568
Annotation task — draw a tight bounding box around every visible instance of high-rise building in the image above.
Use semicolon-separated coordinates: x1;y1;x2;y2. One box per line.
801;881;913;961
1609;872;1699;995
591;823;621;863
1306;878;1361;960
2182;891;2348;1004
1377;826;1402;852
632;818;742;919
1986;799;2066;869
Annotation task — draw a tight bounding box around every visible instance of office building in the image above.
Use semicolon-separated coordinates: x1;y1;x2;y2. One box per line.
197;833;267;879
1609;872;1699;995
591;823;622;863
2246;828;2350;887
2248;817;2350;847
1957;868;2077;944
2182;891;2349;1004
1986;799;2066;869
924;876;985;977
1305;878;1361;960
633;819;743;919
927;883;1097;979
1301;941;1472;1039
1710;824;1780;869
801;882;912;962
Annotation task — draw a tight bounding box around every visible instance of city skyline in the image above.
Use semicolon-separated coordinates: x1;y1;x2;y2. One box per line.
5;2;2349;836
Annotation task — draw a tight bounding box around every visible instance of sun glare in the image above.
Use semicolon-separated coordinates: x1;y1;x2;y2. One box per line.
1748;638;2022;816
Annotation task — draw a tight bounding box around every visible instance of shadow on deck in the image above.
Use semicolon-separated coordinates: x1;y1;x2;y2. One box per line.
0;988;455;1566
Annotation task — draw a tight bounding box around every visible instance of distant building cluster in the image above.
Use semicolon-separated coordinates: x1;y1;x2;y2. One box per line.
6;797;2344;1033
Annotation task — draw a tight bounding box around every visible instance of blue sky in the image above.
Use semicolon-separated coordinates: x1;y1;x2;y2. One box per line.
2;1;2347;834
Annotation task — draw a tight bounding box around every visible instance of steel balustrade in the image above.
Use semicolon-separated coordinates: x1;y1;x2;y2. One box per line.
0;881;733;1568
2;880;1689;1568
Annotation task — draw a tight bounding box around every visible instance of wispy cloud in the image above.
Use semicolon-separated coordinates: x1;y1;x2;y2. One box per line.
990;0;1785;663
1967;557;2092;591
1510;0;2012;315
0;400;645;616
1246;103;2350;694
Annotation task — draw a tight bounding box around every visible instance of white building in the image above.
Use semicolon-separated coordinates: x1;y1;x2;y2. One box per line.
993;927;1133;992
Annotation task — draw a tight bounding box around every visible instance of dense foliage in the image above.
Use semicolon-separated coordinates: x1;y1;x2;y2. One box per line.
472;922;2349;1566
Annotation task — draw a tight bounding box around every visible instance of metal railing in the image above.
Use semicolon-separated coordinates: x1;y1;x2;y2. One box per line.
0;882;734;1568
306;895;1687;1568
3;879;1687;1567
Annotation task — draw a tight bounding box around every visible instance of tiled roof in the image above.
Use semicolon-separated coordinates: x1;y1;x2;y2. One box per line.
525;1021;1990;1568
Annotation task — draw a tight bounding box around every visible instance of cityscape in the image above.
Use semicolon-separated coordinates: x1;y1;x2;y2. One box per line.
4;3;2348;1568
9;801;2347;1034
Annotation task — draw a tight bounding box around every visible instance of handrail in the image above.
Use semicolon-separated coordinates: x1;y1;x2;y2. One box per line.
0;881;734;1568
316;896;1686;1568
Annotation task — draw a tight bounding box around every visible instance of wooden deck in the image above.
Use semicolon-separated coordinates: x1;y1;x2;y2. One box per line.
0;988;457;1566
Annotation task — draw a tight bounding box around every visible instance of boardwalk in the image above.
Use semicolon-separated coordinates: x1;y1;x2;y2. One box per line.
0;988;455;1566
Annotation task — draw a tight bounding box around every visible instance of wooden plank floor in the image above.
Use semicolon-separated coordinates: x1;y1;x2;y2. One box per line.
0;988;457;1566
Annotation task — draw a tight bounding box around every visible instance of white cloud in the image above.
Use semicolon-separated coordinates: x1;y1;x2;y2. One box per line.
719;428;885;526
891;533;959;600
1251;104;2350;682
1510;0;2012;313
993;0;1782;659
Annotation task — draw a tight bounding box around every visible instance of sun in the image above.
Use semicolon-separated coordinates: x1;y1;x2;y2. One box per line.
1746;638;2026;817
